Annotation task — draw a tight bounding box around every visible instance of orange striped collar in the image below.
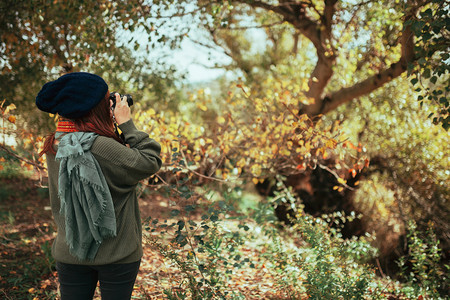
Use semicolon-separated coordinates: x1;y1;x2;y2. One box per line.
56;120;78;132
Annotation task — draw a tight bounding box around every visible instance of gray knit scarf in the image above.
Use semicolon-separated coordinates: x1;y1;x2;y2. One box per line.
56;132;117;261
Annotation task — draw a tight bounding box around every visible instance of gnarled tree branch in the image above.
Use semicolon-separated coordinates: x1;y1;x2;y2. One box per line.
309;12;416;116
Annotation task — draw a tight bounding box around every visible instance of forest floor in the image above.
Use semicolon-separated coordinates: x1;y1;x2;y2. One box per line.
0;176;286;300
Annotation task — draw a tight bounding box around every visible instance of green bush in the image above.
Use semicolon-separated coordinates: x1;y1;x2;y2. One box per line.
144;182;386;299
397;220;449;299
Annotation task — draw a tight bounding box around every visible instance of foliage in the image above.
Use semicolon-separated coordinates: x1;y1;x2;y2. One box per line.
332;77;450;261
139;79;367;190
144;188;247;299
407;1;450;129
0;100;45;174
140;0;449;124
397;220;449;299
293;215;376;299
143;178;386;299
1;169;446;299
0;0;183;131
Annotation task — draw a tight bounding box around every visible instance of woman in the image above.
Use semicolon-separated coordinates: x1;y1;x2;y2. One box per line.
37;72;162;299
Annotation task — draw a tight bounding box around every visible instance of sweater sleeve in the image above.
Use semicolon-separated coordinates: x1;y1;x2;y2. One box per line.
91;120;162;186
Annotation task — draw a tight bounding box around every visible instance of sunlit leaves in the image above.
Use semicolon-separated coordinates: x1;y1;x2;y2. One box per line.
407;1;449;129
136;78;362;186
1;101;17;124
1;100;44;173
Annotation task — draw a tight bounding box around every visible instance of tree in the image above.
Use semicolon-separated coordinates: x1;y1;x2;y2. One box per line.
0;0;181;131
157;0;449;268
160;0;448;127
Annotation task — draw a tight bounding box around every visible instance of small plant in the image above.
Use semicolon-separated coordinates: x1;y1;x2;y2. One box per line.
144;182;250;299
397;220;448;299
291;212;376;300
246;183;379;299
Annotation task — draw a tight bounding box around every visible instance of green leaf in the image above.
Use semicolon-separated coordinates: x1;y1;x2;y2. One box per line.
430;76;437;84
177;220;185;231
418;57;427;66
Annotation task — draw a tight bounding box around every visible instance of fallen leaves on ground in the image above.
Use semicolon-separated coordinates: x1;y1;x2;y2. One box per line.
1;177;299;299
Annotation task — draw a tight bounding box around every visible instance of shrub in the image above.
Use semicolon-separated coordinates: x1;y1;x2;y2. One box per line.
397;220;449;299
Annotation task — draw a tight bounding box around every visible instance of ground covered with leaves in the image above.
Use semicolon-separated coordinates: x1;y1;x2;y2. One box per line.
1;176;444;299
0;177;285;299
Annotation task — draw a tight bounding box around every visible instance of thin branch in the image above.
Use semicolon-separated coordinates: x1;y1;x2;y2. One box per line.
318;163;355;190
218;20;284;30
147;4;209;19
188;36;233;58
340;0;373;38
238;0;285;15
179;146;228;183
0;143;46;171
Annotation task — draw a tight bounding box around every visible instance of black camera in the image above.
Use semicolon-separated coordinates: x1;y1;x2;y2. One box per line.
109;92;133;108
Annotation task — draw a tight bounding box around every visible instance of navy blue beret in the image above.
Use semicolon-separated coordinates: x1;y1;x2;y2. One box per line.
36;72;108;119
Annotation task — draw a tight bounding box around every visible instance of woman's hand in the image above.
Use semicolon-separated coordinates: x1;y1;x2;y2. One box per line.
111;93;131;125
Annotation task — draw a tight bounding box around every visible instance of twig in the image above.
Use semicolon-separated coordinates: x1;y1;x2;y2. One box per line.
318;163;355;190
376;258;385;278
0;143;46;171
179;147;228;183
144;3;209;19
1;289;14;300
217;20;284;30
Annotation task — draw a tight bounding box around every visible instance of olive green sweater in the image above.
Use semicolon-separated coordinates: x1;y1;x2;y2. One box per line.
46;119;162;265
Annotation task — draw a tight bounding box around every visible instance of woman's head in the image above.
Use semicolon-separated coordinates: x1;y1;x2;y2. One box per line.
37;72;122;155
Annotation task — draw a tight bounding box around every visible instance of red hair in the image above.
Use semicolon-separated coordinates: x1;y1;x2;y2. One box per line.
39;92;122;156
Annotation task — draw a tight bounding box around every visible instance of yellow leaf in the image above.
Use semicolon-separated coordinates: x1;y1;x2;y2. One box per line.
5;103;16;114
280;149;290;156
236;158;246;167
28;287;35;293
222;172;229;180
197;103;207;111
304;141;311;150
8;115;16;123
251;164;262;177
325;139;337;148
337;177;346;185
252;178;259;185
271;144;278;154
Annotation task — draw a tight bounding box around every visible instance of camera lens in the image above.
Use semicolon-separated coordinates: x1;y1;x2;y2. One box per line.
110;92;133;108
